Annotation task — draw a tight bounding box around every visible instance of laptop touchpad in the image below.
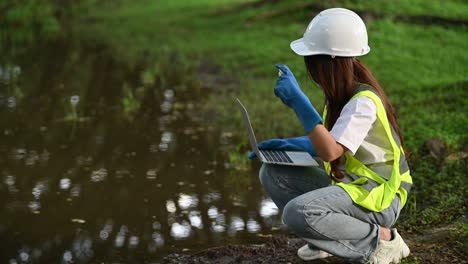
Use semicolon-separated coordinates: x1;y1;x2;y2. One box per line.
285;151;315;162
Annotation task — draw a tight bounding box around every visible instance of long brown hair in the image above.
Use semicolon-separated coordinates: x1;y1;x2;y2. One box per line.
304;55;407;180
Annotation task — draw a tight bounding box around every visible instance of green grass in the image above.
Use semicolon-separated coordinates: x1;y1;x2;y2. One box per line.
79;0;467;234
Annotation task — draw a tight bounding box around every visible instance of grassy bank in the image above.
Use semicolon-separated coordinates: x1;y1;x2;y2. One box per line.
83;0;467;145
79;0;467;260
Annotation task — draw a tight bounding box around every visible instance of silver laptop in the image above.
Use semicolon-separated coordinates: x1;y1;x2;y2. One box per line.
236;98;318;167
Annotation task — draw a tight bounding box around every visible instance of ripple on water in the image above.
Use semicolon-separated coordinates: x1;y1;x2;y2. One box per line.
158;131;173;151
7;96;16;109
76;156;93;166
5;175;18;193
114;226;127;248
63;250;72;262
71;235;93;261
70;185;81;197
90;168;107;182
160;101;172;113
152;231;164;247
115;169;130;179
128;236;139;249
60;178;71;190
25;150;40;166
19;250;29;262
32;181;47;199
158;115;171;129
202;191;221;204
13;148;27;160
229;216;245;233
247;219;261;233
149;143;159;153
100;219;114;240
28;201;40;213
178;194;198;210
152;221;161;230
146;169;158;180
164;89;174;100
40;149;50;162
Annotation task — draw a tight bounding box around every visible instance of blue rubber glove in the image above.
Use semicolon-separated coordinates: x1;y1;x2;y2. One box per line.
274;64;322;133
248;136;317;159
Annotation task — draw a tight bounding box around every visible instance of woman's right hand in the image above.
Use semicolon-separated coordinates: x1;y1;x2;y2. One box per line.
274;64;305;107
273;64;322;134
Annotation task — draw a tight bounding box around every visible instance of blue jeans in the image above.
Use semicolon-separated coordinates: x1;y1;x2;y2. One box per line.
259;164;402;263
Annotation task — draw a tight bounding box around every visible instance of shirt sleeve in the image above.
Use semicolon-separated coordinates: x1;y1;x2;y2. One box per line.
329;96;377;155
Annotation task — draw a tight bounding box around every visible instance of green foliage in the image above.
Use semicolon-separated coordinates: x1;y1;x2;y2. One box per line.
121;83;142;119
0;64;23;99
85;0;467;147
227;143;251;172
401;153;467;229
0;0;60;50
0;0;100;55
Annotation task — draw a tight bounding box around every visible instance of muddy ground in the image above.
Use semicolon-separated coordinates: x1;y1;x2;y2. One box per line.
162;227;466;264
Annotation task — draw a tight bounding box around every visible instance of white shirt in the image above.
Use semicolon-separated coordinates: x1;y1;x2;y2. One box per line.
330;96;394;179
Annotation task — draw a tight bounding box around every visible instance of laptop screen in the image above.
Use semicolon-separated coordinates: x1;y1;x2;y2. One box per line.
236;98;261;159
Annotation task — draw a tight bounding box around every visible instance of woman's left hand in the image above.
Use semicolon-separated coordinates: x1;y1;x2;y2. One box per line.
247;136;317;159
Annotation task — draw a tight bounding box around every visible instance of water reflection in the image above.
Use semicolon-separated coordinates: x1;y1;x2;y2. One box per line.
246;218;261;233
60;178;71;190
90;168;107;182
0;40;283;263
71;235;94;261
178;194;198;210
70;95;80;106
5;175;18;193
146;169;158;180
114;225;128;248
28;201;41;214
188;211;203;229
166;200;177;214
260;198;279;217
171;221;192;239
151;232;165;248
229;216;245;232
99;219;114;241
0;65;21;82
32;181;47;199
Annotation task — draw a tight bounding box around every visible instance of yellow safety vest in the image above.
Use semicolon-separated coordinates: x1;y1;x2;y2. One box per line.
323;85;413;212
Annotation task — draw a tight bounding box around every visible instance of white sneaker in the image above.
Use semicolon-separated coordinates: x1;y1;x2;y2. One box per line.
297;244;333;261
369;229;410;264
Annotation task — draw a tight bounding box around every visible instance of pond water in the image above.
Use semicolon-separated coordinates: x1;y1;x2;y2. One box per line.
0;40;283;263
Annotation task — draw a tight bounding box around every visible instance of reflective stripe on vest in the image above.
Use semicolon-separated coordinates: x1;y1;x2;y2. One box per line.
323;85;413;212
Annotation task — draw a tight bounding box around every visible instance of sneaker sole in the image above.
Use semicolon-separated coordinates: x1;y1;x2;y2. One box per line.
298;251;332;261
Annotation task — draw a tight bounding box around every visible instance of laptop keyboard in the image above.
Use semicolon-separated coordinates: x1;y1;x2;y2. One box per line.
261;150;293;163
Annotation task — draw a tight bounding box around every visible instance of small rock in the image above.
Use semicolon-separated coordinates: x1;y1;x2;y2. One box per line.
425;137;447;159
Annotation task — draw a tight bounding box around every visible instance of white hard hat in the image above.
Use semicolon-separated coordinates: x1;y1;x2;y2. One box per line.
290;8;370;57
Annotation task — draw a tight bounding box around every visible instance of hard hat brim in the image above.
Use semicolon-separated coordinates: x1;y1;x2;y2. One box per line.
290;38;319;56
290;38;371;57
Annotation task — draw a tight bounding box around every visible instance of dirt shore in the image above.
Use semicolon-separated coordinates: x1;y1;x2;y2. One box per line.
162;227;466;263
